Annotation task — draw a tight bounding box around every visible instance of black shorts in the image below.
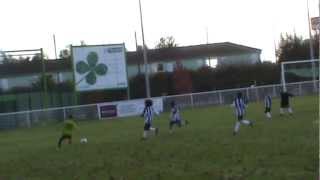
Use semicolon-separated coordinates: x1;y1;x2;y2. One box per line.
170;120;181;127
237;115;243;121
281;104;289;108
61;134;72;139
265;107;271;113
144;123;151;131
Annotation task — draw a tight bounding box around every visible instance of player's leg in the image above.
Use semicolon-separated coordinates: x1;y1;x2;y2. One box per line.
280;107;285;115
288;106;293;115
169;121;174;133
233;121;241;136
67;135;72;144
149;125;159;136
265;107;272;119
240;120;253;127
177;120;182;128
240;113;253;127
233;115;243;135
143;123;150;139
57;135;68;148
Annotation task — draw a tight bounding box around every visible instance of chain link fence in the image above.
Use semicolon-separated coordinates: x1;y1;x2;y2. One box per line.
162;80;318;110
0;80;318;130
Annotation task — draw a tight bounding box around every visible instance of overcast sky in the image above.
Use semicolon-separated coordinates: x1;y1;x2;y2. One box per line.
0;0;318;61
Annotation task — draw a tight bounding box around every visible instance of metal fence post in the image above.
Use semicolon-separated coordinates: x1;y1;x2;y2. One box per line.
246;88;250;101
255;87;259;102
273;85;277;97
190;94;194;108
219;91;223;104
63;108;67;120
97;104;101;120
298;82;302;96
26;112;31;128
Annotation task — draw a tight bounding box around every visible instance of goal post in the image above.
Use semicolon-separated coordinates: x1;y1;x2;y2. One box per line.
281;59;319;92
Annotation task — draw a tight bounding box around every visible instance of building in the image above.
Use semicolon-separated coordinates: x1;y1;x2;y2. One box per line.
0;60;72;91
0;42;261;91
126;42;261;77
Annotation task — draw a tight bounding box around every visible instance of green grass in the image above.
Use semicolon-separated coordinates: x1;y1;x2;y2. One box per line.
0;96;318;180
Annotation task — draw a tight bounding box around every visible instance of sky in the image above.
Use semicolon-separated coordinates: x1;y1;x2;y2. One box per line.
0;0;318;62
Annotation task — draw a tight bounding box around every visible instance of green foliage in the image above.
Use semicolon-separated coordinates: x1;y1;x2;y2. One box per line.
173;68;193;94
32;75;56;92
155;36;178;49
0;96;317;179
150;72;174;96
129;63;280;98
59;49;71;59
277;33;319;63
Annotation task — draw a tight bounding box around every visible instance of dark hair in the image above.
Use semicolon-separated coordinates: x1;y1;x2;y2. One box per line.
68;114;73;119
170;101;176;108
145;99;153;107
237;92;242;98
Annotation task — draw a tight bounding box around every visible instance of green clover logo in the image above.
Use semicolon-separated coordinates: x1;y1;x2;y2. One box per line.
76;52;108;85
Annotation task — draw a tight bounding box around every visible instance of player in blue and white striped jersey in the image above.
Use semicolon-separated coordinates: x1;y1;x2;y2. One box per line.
141;99;159;139
264;95;272;119
169;101;188;133
169;101;182;133
231;92;253;135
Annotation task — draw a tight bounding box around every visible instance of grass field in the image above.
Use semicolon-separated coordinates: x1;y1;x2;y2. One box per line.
0;96;318;180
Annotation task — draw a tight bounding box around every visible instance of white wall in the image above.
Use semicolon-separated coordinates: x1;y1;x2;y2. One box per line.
217;53;261;66
0;79;9;90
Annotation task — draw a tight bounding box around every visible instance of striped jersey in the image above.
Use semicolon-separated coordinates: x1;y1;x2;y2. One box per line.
233;97;246;116
171;105;181;122
142;106;158;124
264;96;272;108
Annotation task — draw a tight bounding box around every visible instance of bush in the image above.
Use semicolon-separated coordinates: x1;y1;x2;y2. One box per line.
129;63;281;98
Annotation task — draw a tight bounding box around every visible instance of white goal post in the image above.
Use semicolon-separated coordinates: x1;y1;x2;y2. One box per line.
281;59;319;92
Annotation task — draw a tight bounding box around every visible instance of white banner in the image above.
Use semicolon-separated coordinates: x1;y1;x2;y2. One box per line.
72;44;128;91
117;98;163;117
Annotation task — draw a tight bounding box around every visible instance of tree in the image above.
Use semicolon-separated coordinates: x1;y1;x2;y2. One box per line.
32;75;56;92
155;36;178;49
277;33;319;63
172;62;193;94
59;49;71;59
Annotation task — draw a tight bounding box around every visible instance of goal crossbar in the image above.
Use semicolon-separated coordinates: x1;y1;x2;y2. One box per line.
281;59;319;92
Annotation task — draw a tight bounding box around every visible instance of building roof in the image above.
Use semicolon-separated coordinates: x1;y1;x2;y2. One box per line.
126;42;261;65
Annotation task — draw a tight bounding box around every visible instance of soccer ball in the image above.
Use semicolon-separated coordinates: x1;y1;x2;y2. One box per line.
80;138;88;144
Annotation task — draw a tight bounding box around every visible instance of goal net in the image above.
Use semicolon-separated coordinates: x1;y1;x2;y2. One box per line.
281;59;319;92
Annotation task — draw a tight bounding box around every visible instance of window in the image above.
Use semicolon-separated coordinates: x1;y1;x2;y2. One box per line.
206;57;218;68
